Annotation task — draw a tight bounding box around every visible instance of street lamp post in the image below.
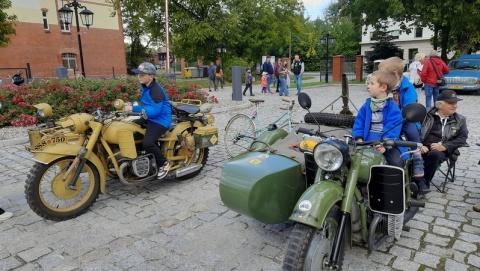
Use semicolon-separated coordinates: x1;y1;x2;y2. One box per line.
58;0;94;78
216;44;227;64
320;33;335;83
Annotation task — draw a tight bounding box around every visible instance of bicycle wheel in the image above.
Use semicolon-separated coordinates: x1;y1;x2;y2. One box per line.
224;114;257;157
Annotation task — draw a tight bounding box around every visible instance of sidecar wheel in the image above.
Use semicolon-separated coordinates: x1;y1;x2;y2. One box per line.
283;205;344;271
304;112;355;128
24;157;100;221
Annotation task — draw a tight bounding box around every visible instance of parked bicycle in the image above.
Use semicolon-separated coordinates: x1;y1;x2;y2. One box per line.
224;98;295;157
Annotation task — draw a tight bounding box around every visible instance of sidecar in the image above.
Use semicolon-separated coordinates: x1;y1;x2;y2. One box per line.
219;123;348;224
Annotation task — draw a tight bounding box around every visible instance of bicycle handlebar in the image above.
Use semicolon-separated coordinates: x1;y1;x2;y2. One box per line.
282;98;292;103
354;139;420;149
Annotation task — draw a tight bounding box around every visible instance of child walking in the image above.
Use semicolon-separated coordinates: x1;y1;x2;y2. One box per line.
243;68;254;96
261;72;268;94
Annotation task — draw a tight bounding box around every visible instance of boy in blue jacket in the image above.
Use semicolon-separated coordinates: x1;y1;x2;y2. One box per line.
379;57;424;178
125;62;172;179
353;70;405;168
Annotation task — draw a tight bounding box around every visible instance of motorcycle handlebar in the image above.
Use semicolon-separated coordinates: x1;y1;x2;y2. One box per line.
354;139;420;149
295;127;328;138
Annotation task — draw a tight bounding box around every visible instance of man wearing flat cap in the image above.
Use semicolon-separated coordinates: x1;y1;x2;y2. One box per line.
412;90;468;194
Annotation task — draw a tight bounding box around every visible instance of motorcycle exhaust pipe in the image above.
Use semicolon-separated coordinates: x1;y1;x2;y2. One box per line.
410;200;425;208
176;164;202;178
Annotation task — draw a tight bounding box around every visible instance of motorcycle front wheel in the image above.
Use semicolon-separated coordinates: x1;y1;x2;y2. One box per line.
283;205;344;271
25;157;100;221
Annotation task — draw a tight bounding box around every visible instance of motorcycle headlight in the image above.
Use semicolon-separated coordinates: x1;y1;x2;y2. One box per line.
34;103;53;118
114;99;124;110
313;139;349;171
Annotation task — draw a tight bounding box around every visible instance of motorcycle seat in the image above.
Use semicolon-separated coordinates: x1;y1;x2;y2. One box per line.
176;104;200;115
249;99;265;104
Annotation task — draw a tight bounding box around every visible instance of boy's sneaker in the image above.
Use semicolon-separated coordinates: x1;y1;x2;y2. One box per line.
0;211;13;221
157;161;171;179
413;155;424;178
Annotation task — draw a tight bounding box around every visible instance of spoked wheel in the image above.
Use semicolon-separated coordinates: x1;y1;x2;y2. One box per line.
283;205;344;271
24;157;100;221
224;114;257;157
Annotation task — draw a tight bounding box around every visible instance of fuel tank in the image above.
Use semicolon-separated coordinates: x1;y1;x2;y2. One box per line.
356;149;386;183
101;119;145;144
219;151;305;224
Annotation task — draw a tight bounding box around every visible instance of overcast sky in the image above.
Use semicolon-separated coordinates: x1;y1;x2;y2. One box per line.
302;0;331;20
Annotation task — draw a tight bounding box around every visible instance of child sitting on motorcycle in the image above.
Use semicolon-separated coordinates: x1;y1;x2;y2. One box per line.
125;62;172;179
378;57;424;178
353;70;407;168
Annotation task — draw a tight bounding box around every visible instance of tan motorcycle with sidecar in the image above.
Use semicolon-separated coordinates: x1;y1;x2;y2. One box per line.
24;99;218;221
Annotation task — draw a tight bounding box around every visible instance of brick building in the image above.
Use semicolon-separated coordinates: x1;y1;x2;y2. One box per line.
0;0;127;79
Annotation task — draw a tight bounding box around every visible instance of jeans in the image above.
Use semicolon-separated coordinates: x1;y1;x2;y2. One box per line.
208;77;215;90
276;75;280;92
402;122;421;142
133;118;168;167
424;84;439;109
294;74;302;94
279;77;289;96
383;147;403;168
412;150;446;187
214;76;223;91
243;83;253;95
267;74;272;91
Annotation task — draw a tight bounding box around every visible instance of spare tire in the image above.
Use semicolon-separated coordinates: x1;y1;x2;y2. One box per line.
304;112;356;128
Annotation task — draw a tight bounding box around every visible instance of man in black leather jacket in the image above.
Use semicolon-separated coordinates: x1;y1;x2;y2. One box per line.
413;90;468;194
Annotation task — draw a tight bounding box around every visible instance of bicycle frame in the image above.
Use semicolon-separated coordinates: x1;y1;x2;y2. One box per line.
250;99;294;134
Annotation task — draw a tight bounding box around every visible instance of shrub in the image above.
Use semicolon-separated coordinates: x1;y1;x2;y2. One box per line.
0;76;216;127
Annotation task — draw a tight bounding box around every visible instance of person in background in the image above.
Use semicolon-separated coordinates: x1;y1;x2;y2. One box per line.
125;62;172;179
261;72;268;94
207;61;216;92
214;64;224;91
243;67;254;96
278;60;289;96
274;59;282;93
0;207;13;221
418;50;450;108
378;57;424;178
262;56;274;93
409;52;425;89
291;54;305;95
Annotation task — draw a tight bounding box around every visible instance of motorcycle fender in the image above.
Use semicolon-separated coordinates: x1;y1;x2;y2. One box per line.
30;145;107;193
289;181;344;229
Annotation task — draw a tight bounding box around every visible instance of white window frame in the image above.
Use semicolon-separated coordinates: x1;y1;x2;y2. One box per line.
62;53;77;70
42;11;49;31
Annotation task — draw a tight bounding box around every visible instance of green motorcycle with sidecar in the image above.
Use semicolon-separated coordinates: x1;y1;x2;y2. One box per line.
219;93;427;270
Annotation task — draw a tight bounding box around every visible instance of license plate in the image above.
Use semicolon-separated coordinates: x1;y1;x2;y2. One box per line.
450;85;463;89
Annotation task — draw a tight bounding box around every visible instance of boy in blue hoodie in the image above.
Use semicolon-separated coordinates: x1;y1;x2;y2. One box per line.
379;57;424;178
353;70;405;168
125;62;172;179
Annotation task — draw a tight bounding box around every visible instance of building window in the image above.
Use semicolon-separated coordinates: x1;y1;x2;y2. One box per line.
42;11;49;31
369;32;375;41
390;30;400;40
415;28;423;38
62;53;77;70
60;17;70;32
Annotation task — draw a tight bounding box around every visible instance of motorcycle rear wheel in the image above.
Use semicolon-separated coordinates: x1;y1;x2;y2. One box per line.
25;157;100;221
283;205;344;271
224;114;257;157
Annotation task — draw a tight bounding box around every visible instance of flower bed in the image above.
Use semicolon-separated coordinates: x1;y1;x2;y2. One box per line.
0;75;218;127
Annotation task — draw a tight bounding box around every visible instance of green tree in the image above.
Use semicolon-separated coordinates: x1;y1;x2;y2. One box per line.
0;0;17;47
338;0;480;60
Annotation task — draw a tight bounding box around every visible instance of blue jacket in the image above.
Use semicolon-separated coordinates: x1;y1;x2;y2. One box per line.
207;65;216;78
132;79;172;128
353;98;408;158
263;61;274;75
398;76;421;130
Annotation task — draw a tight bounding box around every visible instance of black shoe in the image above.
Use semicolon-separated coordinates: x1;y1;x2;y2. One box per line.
418;181;431;195
243;93;246;96
250;94;254;96
157;161;171;179
209;89;211;92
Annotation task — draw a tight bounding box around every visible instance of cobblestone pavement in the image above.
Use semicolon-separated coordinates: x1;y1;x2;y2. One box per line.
1;84;479;271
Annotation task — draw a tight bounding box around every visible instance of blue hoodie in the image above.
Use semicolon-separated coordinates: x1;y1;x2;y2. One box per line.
132;79;172;128
353;98;408;159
